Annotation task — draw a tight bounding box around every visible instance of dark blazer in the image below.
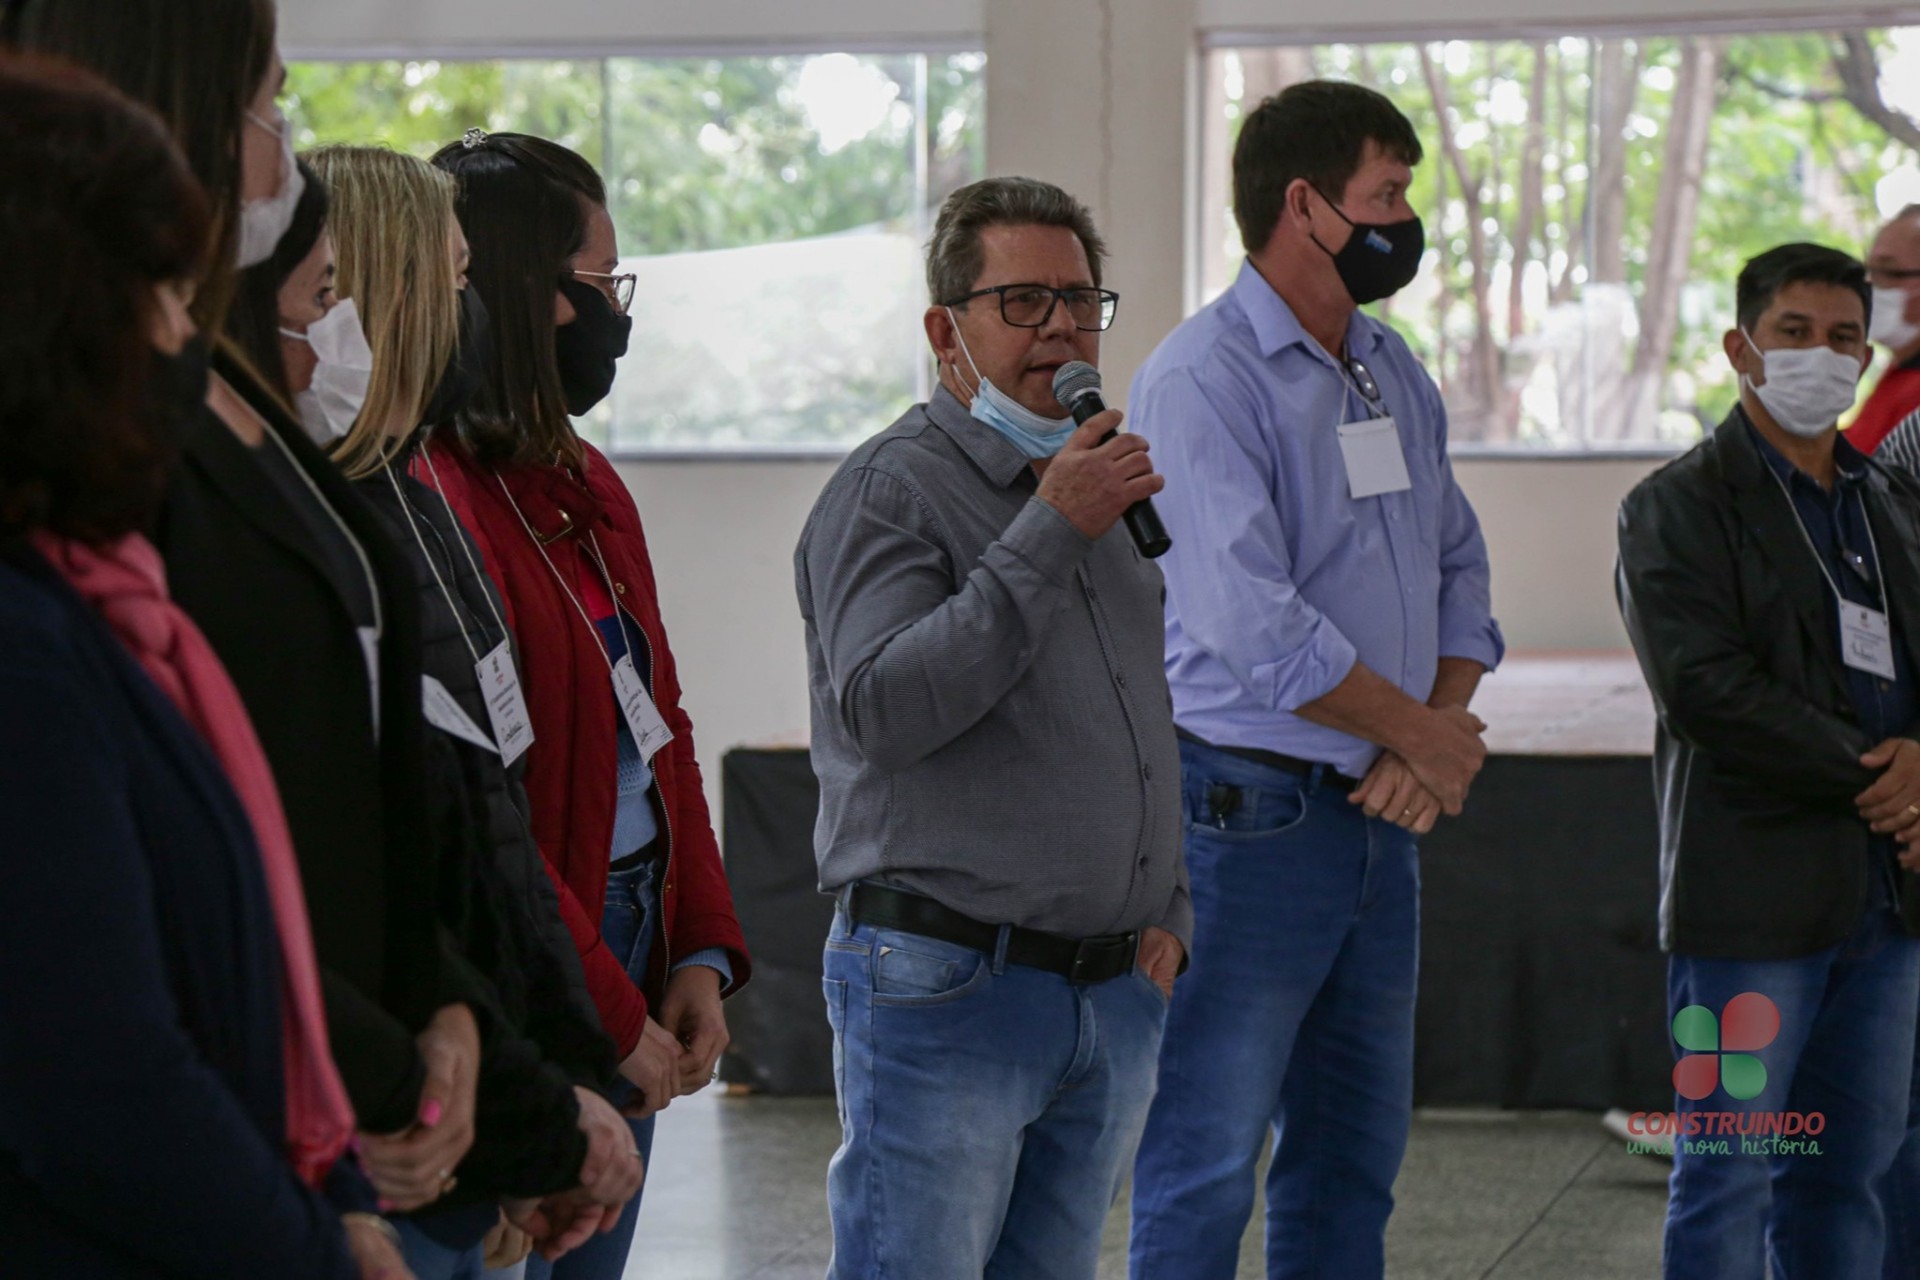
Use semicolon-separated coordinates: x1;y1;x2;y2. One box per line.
360;460;613;1208
152;354;481;1131
0;548;356;1279
1617;405;1920;959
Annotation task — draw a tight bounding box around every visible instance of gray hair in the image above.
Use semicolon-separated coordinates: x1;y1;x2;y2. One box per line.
925;176;1108;305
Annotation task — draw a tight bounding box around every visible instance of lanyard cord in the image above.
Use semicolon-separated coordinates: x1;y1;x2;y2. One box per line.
385;465;482;667
257;411;384;642
496;476;624;680
416;447;513;642
1334;360;1388;428
1761;462;1890;616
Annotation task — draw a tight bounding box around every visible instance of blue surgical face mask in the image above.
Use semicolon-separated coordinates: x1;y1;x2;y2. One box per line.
946;308;1077;459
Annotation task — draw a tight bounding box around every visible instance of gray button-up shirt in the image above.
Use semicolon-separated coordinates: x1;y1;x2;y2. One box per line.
795;386;1190;947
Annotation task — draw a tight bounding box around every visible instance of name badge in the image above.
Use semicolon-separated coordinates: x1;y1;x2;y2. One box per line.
1337;416;1413;500
422;674;497;753
1842;603;1899;680
477;640;534;767
612;653;674;765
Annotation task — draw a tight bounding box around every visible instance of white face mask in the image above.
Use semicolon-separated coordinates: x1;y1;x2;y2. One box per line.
1741;330;1864;440
945;307;1077;459
236;111;305;269
1871;286;1920;351
281;298;373;444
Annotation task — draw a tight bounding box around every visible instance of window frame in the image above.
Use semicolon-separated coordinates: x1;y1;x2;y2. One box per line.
1192;10;1920;459
285;39;983;460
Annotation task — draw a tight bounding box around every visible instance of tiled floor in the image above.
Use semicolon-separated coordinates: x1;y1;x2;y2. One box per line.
628;1094;1669;1279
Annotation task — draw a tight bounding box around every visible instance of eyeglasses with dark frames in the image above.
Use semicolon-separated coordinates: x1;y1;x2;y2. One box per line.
943;283;1120;332
569;269;638;317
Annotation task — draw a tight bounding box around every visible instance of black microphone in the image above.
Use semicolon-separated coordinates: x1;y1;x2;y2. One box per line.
1052;361;1172;559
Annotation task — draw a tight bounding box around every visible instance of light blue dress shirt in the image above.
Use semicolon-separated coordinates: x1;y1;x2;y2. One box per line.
1130;260;1505;779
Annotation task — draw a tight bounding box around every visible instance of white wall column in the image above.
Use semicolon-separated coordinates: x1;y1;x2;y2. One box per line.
985;0;1198;404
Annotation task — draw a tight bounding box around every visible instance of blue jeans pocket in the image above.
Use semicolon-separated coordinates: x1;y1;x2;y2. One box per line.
601;862;658;977
1131;968;1171;1009
1186;776;1311;842
869;930;992;1007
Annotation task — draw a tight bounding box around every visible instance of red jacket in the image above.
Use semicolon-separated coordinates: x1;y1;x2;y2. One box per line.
415;438;749;1055
1847;361;1920;456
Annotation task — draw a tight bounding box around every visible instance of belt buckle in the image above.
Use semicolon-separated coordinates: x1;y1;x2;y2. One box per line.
1068;933;1139;984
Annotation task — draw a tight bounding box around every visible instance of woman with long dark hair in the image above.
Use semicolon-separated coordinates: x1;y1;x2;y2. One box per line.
421;130;751;1280
3;0;486;1218
0;52;404;1279
283;140;650;1279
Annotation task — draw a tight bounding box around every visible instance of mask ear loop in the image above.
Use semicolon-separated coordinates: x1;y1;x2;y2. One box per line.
1738;328;1766;398
1304;184;1353;262
944;306;986;407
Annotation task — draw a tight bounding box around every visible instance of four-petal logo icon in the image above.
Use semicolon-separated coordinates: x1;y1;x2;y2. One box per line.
1672;992;1780;1102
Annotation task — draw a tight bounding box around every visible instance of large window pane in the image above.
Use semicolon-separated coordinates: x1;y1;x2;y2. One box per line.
287;52;986;452
1200;30;1920;451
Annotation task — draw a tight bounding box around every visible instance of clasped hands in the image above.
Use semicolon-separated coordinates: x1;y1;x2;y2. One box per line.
505;967;732;1262
1859;739;1920;870
1349;704;1489;835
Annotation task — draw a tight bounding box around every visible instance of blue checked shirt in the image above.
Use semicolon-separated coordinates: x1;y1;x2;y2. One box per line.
1129;261;1505;777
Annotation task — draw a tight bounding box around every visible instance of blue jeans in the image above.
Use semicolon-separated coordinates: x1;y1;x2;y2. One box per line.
522;859;661;1280
1884;1006;1920;1279
395;1217;488;1280
1129;737;1420;1280
1663;906;1920;1280
822;904;1168;1279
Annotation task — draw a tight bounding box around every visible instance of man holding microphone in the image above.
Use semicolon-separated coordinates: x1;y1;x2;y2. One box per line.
795;176;1188;1280
1126;82;1503;1279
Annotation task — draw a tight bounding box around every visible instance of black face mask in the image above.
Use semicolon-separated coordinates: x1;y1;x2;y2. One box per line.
423;286;494;427
149;334;211;451
554;275;632;416
1309;188;1424;306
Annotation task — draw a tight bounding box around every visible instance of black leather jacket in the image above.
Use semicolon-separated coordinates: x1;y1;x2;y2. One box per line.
1616;405;1920;959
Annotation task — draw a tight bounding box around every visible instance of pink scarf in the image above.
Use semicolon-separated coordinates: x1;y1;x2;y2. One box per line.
34;531;356;1187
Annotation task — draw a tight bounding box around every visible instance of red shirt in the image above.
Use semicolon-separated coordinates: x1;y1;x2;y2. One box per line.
415;438;749;1055
1846;359;1920;455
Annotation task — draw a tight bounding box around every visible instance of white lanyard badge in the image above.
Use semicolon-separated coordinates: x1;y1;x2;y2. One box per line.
1334;358;1411;501
1765;464;1899;681
388;463;535;765
497;478;674;766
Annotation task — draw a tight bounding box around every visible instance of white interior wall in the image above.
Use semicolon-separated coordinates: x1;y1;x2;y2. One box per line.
622;454;1665;809
283;0;1853;799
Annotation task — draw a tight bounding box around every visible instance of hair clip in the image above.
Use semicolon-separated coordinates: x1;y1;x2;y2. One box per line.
461;127;490;150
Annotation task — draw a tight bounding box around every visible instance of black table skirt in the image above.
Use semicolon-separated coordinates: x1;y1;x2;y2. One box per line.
718;747;1669;1110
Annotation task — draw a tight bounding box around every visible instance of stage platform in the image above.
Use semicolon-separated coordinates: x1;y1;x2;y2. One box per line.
717;653;1671;1111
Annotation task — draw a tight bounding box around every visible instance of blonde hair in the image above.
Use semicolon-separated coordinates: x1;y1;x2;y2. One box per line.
305;144;460;480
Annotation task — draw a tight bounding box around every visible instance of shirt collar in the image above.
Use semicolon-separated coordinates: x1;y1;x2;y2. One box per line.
1742;408;1870;493
1230;257;1383;365
926;383;1034;489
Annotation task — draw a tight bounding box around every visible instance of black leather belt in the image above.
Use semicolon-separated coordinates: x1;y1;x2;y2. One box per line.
1176;728;1358;794
847;884;1140;985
